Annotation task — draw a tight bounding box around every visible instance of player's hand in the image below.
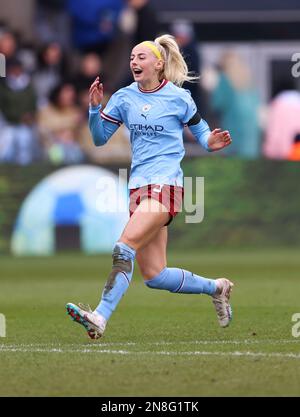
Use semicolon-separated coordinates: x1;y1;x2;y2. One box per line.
89;76;103;107
207;129;232;151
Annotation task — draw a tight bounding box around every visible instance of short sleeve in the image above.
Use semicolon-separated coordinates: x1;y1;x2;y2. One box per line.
179;89;198;124
101;91;123;126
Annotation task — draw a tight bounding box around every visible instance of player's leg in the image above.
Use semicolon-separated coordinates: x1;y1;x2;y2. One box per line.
137;227;233;328
66;198;170;339
136;226;168;280
121;197;170;251
92;198;169;321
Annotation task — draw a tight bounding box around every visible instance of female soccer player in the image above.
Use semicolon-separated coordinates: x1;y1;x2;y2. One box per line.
66;35;233;339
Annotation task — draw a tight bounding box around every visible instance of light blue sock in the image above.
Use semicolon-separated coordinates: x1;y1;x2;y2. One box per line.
96;242;136;320
145;267;216;295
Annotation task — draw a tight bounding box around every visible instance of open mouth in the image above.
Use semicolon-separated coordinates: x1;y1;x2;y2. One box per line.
133;68;143;76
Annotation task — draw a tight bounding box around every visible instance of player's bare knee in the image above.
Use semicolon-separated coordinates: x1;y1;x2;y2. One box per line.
120;233;140;250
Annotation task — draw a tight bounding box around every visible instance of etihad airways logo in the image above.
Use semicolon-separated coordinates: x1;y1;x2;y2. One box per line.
129;123;164;136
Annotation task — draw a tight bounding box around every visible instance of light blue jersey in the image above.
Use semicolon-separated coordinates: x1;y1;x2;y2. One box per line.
89;79;211;189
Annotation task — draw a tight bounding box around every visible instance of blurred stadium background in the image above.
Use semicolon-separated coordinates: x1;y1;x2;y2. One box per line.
1;0;300;397
1;0;300;254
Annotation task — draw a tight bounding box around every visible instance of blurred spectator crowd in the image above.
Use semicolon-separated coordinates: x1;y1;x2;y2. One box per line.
0;0;299;166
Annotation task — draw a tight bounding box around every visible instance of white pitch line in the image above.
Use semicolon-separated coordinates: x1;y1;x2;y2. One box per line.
1;339;299;349
149;339;300;346
0;347;300;359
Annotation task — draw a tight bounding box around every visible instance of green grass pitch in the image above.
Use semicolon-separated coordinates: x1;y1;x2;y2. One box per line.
0;248;300;397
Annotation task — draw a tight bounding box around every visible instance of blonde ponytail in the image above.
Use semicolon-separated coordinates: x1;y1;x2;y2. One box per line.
154;34;198;87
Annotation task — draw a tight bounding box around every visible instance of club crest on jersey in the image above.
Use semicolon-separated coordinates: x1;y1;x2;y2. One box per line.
142;104;151;113
141;104;152;120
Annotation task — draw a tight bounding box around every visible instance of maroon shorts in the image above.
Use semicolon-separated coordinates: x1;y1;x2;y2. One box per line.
129;184;184;226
